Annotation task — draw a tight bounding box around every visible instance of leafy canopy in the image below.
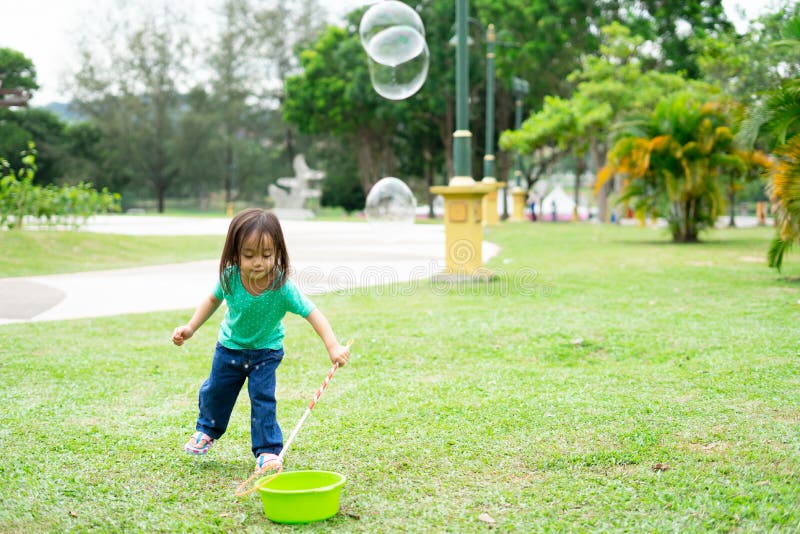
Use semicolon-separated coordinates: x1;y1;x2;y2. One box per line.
596;90;766;242
0;48;38;91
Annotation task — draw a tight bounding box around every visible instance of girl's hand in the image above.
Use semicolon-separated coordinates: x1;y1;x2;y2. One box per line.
328;342;350;367
172;325;194;346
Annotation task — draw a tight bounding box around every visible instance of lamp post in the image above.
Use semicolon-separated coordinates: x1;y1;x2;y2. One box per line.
509;75;530;222
447;18;514;225
430;0;491;278
482;24;496;182
480;24;504;227
452;0;471;185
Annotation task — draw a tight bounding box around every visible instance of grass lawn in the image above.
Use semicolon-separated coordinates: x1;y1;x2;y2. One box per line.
0;231;224;277
1;223;798;532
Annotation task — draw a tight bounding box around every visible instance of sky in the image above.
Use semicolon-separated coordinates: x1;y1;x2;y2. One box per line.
0;0;782;106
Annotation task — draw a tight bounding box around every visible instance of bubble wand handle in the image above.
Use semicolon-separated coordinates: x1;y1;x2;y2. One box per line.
277;340;352;463
235;340;353;497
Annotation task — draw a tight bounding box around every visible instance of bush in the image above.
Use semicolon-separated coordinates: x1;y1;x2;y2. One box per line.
0;143;121;230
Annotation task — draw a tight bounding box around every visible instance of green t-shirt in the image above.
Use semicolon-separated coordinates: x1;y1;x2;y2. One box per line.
213;266;315;350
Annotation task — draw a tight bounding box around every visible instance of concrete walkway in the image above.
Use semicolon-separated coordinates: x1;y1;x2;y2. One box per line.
0;215;500;325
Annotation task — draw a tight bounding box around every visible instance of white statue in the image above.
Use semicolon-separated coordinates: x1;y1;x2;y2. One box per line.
269;154;325;213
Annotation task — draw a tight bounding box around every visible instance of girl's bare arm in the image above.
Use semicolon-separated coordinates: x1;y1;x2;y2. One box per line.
305;308;350;366
172;294;221;345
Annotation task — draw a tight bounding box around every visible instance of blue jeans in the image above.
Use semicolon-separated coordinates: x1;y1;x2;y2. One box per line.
196;342;284;457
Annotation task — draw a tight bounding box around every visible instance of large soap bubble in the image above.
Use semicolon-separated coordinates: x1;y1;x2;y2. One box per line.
359;1;428;100
359;1;424;49
367;34;429;100
365;177;417;238
365;23;425;66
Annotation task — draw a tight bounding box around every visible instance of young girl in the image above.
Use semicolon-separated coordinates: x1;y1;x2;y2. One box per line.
172;208;350;472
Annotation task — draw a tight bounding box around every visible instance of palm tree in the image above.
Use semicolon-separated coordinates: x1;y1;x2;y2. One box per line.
764;83;800;269
741;10;800;271
758;15;800;270
596;91;760;242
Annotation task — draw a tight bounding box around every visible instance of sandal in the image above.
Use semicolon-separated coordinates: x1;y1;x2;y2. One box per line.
255;453;282;472
184;431;215;455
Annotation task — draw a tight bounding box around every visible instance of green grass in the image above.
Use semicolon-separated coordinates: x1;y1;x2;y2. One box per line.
1;223;798;532
0;231;224;277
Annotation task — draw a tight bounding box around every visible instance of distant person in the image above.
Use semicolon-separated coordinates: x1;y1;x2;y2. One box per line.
527;190;538;222
172;208;350;473
551;200;558;222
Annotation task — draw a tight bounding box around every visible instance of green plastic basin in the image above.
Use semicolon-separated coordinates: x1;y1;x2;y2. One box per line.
257;470;346;524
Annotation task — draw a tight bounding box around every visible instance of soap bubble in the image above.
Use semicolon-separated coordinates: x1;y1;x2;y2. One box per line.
359;1;429;101
365;177;417;238
365;23;425;66
359;1;424;50
368;38;429;100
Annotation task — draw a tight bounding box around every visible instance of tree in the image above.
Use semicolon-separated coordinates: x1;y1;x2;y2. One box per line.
0;107;77;185
254;0;328;168
0;48;62;182
767;100;800;269
0;48;39;92
500;93;610;218
596;91;765;242
170;86;224;202
472;0;608;187
751;12;800;270
615;0;733;78
61;121;104;185
283;25;407;193
692;1;800;106
71;3;190;212
205;0;261;206
500;23;689;221
473;0;604;107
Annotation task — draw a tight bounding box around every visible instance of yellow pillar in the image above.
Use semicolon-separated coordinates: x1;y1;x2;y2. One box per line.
510;187;527;222
756;201;767;226
430;183;492;276
480;177;505;226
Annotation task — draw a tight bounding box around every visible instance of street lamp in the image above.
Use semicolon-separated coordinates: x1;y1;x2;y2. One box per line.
482;24;496;182
511;76;530;188
509;75;530;222
452;0;472;186
429;0;491;278
449;19;508;226
479;23;504;227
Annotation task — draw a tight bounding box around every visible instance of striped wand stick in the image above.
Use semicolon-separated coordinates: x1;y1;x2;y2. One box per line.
279;338;353;463
279;353;344;464
236;339;353;497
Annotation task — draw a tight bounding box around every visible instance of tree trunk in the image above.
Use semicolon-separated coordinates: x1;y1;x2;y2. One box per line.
285;126;295;168
380;135;396;178
424;147;435;219
728;177;736;227
353;126;395;194
157;182;166;213
354;134;378;194
675;199;700;242
590;137;610;222
573;154;585;221
224;135;234;204
438;96;455;180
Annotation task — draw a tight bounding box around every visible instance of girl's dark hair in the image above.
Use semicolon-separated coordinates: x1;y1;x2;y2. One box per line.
219;208;290;293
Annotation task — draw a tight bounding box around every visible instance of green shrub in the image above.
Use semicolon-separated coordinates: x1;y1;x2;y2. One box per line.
0;142;121;230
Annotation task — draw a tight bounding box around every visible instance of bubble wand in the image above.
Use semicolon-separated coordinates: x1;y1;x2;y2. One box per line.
236;340;353;497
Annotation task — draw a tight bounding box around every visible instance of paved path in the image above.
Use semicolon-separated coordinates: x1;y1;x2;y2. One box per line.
0;216;499;325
